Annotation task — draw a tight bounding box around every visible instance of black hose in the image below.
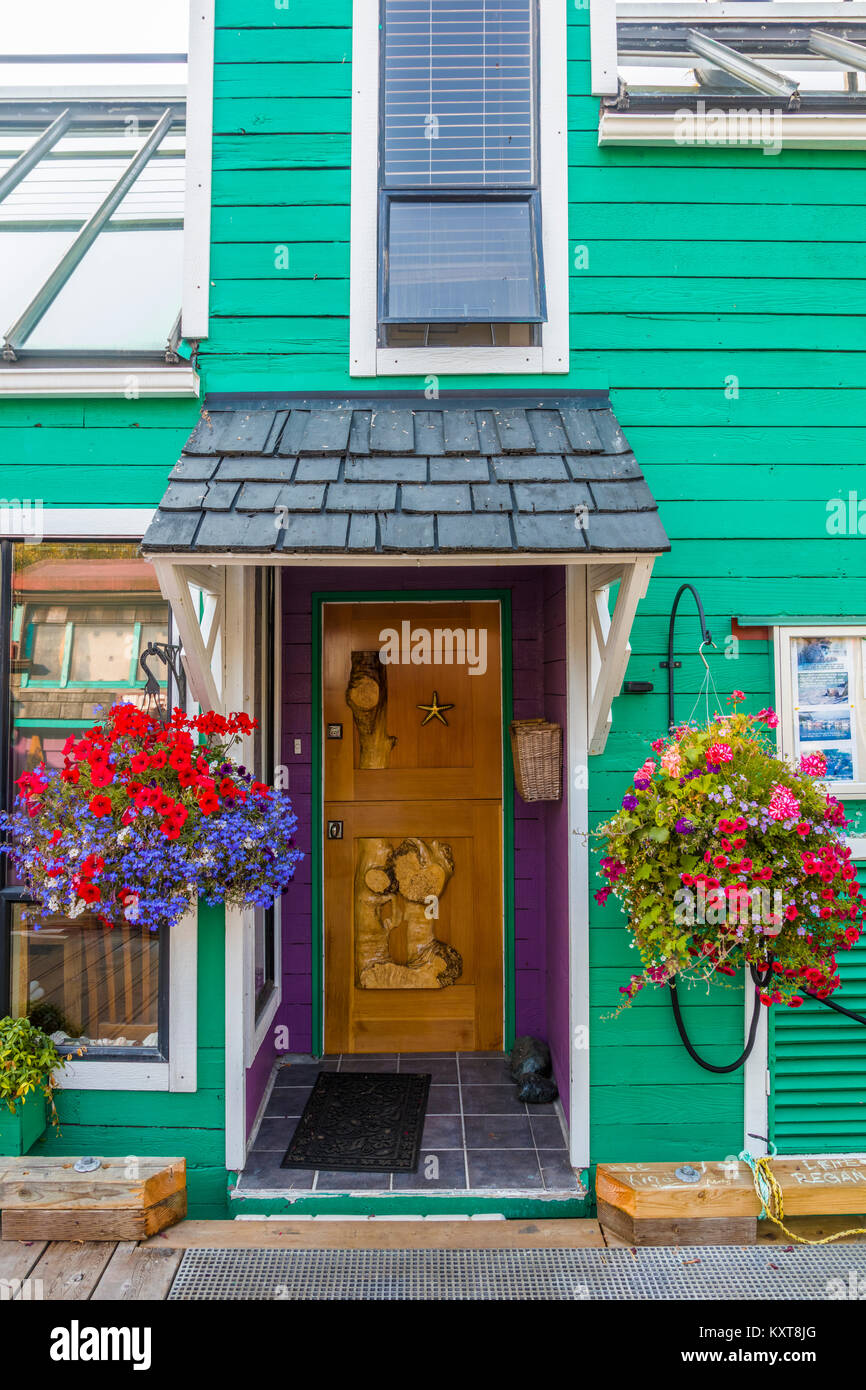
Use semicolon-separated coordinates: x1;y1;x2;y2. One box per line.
669;964;771;1073
803;990;866;1026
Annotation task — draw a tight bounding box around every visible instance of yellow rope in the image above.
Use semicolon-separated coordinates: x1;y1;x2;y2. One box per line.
747;1154;866;1245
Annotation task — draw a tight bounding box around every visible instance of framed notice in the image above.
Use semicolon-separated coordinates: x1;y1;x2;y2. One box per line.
775;628;866;796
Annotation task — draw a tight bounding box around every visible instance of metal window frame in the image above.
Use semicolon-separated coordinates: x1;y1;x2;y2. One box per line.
376;0;546;330
0;538;173;1062
377;188;547;326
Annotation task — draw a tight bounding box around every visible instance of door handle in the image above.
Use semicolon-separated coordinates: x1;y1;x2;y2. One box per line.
327;820;343;840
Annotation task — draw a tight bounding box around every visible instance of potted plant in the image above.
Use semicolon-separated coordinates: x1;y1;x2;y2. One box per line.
0;702;303;934
0;1015;68;1155
596;693;866;1010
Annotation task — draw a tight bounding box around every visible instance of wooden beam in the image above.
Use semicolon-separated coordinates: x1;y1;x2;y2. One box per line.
597;1157;866;1220
144;1217;608;1250
151;557;223;712
588;556;654;755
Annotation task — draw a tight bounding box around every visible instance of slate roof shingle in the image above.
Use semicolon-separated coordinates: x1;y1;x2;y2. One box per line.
142;395;670;556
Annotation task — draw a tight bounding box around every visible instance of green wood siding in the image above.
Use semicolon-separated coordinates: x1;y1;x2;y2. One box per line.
769;869;866;1155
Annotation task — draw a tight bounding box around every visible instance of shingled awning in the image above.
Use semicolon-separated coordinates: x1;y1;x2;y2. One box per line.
142;392;669;558
142;393;667;754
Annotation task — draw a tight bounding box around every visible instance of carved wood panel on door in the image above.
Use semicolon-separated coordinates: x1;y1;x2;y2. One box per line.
322;601;504;1054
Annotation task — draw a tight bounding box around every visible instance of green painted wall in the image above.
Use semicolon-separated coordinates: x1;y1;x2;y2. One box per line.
2;0;864;1181
31;903;227;1219
201;0;866;1169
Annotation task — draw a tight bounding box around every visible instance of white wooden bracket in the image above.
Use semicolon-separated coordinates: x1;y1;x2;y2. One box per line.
150;558;225;713
587;555;654;754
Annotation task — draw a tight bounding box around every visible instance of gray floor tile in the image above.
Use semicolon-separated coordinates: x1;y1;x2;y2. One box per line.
273;1063;322;1088
264;1088;311;1119
466;1150;543;1190
420;1114;464;1149
315;1170;395;1190
529;1113;567;1149
402;1059;458;1083
539;1150;581;1192
464;1114;535;1149
459;1058;513;1084
393;1150;468;1191
251;1118;295;1152
240;1154;316;1189
337;1057;399;1072
461;1083;526;1116
427;1084;460;1114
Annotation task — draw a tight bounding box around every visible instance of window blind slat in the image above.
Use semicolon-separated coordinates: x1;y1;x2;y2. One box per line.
383;0;535;187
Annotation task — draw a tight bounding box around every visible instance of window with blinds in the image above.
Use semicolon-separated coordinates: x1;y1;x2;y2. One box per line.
378;0;545;340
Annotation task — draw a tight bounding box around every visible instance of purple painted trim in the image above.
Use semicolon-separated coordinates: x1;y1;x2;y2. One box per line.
245;565;570;1137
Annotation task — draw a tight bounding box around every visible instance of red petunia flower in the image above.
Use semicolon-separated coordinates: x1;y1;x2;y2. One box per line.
89;794;112;818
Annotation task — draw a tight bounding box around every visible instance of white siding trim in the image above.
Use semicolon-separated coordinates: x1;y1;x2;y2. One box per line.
0;367;199;398
566;566;591;1169
351;0;570;377
743;986;770;1156
0;511;153;540
56;907;198;1093
589;0;619;96
600;111;866;150
182;0;215;340
349;0;381;377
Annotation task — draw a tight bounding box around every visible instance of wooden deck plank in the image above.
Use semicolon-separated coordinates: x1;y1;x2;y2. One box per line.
143;1217;608;1250
27;1241;116;1300
0;1156;186;1211
0;1239;48;1283
91;1241;184;1301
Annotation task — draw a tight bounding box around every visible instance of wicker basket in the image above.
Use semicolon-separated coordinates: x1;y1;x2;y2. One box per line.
510;718;563;802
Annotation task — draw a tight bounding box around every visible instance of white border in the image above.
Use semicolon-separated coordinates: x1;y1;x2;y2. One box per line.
566;567;590;1168
774;624;866;799
590;0;619;96
349;0;570;377
182;0;215;341
56;906;198;1093
1;510;155;540
0;367;199;399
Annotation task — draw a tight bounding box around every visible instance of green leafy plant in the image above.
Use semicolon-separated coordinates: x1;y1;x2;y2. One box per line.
0;1015;71;1127
596;694;866;1009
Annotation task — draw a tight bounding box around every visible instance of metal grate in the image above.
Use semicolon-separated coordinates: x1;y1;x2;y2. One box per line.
168;1244;866;1301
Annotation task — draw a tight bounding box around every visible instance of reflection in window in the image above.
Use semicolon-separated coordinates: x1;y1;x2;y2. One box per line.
11;907;161;1052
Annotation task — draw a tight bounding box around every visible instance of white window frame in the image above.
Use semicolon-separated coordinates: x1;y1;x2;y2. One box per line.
57;906;198;1093
773;623;866;800
591;3;866;148
349;0;570;377
0;0;212;400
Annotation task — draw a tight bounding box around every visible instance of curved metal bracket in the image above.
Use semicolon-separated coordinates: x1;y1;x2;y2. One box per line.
139;641;186;718
660;582;713;731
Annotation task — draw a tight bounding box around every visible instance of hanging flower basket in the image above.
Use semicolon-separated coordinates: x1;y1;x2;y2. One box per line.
0;703;303;934
596;693;866;1009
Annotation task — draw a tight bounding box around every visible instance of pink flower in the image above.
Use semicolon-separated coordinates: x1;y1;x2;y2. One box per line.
650;738;665;753
757;707;779;728
728;690;745;703
800;751;827;777
633;758;655;789
769;784;800;821
660;746;682;778
706;742;733;765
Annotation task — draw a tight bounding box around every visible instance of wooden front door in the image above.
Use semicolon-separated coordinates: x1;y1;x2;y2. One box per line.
323;600;503;1053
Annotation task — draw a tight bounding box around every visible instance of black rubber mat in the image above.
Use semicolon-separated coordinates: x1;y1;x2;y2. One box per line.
281;1071;431;1172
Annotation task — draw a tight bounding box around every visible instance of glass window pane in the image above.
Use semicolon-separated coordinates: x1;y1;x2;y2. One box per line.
383;0;535;187
11;907;161;1052
28;620;66;680
69;623;134;683
385;200;540;321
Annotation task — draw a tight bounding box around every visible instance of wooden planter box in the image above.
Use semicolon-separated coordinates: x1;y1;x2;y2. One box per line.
0;1094;46;1157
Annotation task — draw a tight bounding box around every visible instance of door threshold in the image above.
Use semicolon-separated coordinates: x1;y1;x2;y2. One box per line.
229;1185;588;1221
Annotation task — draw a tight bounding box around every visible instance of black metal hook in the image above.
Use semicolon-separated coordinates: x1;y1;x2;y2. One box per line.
139;641;186;718
660;583;713;731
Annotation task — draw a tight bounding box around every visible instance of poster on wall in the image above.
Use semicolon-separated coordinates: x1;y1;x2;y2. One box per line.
791;636;857;783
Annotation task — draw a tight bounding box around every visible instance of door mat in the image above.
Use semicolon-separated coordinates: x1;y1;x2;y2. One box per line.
281;1071;431;1172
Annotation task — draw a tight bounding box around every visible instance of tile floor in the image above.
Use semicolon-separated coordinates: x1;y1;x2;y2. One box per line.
237;1053;582;1194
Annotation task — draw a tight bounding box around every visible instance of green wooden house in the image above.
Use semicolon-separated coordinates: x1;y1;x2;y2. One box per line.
1;0;865;1220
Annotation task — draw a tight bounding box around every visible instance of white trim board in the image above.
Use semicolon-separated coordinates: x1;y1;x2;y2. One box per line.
0;510;154;540
350;0;570;377
57;906;198;1093
182;0;214;341
566;566;591;1169
600;112;866;149
152;550;668;569
0;367;199;398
